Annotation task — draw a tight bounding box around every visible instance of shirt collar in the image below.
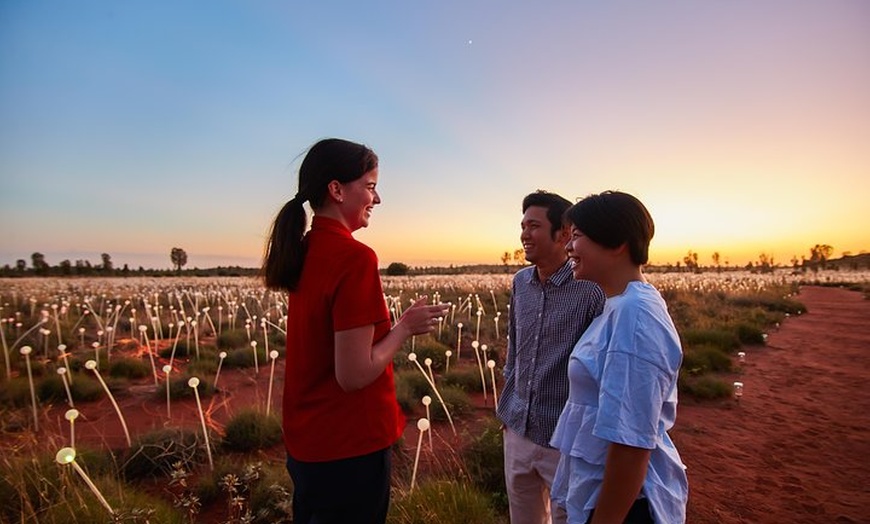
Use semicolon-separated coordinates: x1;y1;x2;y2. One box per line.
311;215;352;238
524;259;573;286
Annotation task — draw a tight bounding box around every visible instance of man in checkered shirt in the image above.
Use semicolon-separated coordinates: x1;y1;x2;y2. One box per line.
497;190;605;524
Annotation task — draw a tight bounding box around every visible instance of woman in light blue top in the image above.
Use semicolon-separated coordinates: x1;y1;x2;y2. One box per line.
550;191;688;524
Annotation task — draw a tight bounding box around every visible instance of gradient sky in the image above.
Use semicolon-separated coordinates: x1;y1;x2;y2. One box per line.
2;1;868;270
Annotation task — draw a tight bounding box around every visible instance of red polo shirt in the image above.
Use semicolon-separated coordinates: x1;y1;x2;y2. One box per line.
282;216;404;462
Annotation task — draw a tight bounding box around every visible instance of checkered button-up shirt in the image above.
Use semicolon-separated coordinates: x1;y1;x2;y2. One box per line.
496;260;605;447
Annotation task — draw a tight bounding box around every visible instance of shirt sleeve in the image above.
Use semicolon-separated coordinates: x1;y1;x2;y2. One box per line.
332;245;389;332
592;312;674;449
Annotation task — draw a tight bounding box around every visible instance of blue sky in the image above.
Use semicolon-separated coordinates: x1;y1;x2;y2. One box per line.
2;1;868;270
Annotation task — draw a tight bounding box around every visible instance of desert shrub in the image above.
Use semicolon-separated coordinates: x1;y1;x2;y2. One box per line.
388;479;499;524
401;338;452;371
186;356;219;376
733;322;766;344
69;374;105;401
0;449;182;524
0;377;32;408
427;385;472;422
394;370;433;412
198;460;293;523
217;328;249;350
681;329;740;353
681;345;733;375
68;354;109;372
223;409;283;452
159;340;193;358
122;428;205;481
441;367;485;393
678;375;733;400
108;356;152;379
461;415;507;511
729;293;806;315
222;345;272;369
164;375;214;400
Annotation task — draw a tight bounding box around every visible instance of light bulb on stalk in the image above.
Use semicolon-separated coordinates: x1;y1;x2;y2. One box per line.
472;340;487;402
162;365;172;418
188;377;214;470
56;447;115;516
57;366;74;408
267;350;280;414
20;346;38;431
422;395;433;449
250;340;259;373
408;352;455;435
487;359;499;408
85;359;131;447
214;351;227;390
64;408;79;447
410;418;430;493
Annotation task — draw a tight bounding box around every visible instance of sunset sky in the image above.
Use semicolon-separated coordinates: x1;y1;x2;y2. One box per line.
2;1;868;270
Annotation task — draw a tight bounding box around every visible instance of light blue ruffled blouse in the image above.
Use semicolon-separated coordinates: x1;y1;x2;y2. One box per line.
550;281;689;523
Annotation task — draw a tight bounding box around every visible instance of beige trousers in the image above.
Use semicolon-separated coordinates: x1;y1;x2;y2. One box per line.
503;427;567;524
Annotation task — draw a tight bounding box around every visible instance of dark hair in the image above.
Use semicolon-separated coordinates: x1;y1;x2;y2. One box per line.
262;138;379;291
522;190;573;238
565;191;655;265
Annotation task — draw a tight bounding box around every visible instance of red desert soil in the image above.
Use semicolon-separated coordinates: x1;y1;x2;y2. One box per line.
14;285;869;523
673;286;870;523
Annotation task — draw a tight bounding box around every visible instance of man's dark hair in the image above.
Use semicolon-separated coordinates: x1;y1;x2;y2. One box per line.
522;190;572;238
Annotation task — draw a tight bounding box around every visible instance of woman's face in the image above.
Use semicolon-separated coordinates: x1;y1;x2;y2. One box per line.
338;168;381;231
565;225;607;283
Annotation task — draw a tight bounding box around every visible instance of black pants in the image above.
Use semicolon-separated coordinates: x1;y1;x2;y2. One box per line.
285;447;391;524
586;498;654;524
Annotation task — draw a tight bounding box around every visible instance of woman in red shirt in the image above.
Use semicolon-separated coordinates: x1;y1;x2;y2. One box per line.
262;138;448;524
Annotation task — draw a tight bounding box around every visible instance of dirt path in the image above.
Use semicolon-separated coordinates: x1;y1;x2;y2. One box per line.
673;286;870;523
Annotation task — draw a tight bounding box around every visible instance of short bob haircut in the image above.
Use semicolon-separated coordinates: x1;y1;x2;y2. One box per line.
564;191;655;265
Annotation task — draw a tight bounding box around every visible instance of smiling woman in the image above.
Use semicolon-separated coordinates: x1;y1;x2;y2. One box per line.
261;138;450;524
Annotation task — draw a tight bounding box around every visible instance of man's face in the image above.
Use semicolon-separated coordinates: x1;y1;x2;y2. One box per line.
520;205;566;266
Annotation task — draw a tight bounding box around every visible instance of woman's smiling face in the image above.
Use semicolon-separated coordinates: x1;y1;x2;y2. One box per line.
338;168;380;231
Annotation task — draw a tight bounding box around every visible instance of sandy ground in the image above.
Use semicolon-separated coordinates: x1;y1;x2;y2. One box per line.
673;286;870;523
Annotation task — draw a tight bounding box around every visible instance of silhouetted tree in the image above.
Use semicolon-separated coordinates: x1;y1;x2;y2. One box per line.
682;250;700;273
501;251;511;266
59;259;72;275
31;252;48;275
711;252;721;272
101;253;113;273
757;253;774;273
513;248;525;265
16;259;26;272
171;247;188;273
385;262;410;276
809;244;834;270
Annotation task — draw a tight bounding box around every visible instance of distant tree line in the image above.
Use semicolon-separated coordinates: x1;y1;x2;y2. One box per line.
0;247;256;278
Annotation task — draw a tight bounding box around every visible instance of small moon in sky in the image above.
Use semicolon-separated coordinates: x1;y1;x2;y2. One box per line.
467;40;473;45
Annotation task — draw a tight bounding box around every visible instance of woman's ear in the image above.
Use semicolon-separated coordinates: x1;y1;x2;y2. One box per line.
326;180;343;203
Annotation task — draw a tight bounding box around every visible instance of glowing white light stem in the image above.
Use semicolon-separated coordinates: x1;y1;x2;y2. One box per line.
56;448;115;516
267;350;279;414
410;418;430;493
408;353;456;435
86;360;131;447
21;346;38;431
58;367;74;407
189;377;214;470
487;359;499;408
214;351;227;390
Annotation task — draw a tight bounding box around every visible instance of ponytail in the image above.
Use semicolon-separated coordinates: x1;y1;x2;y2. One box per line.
262;196;308;292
